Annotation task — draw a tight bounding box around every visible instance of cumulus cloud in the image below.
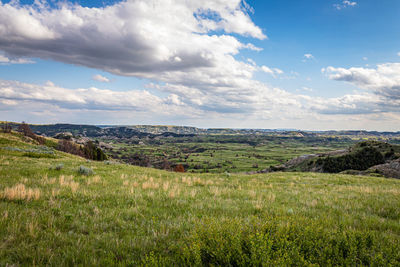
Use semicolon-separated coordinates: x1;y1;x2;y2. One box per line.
0;77;306;120
0;0;275;118
0;0;265;78
0;79;165;111
92;74;110;83
305;93;386;115
317;63;400;117
322;63;400;99
334;1;357;10
1;77;400;130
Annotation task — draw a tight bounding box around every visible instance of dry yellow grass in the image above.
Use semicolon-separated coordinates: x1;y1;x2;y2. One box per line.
254;198;264;210
190;189;197;198
1;183;41;201
310;199;318;207
248;190;257;198
162;181;170;191
59;175;79;192
27;221;38;237
142;177;159;190
87;175;102;185
267;193;276;202
51;188;60;197
168;185;181;198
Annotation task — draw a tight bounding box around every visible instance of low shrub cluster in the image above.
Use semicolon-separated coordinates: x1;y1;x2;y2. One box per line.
78;165;94;175
3;146;55;159
49;163;64;171
177;218;398;266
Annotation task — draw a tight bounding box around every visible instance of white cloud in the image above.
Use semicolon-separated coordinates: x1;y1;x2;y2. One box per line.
302;54;315;62
303;54;314;60
397;52;400;57
273;68;284;75
334;1;357;10
0;0;273;118
92;74;110;83
320;63;400;116
0;79;162;111
260;65;284;77
0;53;34;64
322;64;400;96
2;78;400;130
302;87;313;92
362;57;368;61
0;0;265;79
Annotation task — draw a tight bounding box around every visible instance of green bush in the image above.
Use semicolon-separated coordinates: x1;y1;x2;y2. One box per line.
179;218;398;266
50;163;64;171
318;146;384;173
78;165;94;175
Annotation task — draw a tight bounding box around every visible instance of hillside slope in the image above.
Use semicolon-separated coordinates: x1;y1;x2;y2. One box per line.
261;141;400;179
0;132;399;265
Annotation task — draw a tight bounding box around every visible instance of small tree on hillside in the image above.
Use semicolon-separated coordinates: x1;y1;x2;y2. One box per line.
18;122;35;138
17;122;45;145
83;141;107;161
57;139;84;157
174;164;185;173
2;122;11;133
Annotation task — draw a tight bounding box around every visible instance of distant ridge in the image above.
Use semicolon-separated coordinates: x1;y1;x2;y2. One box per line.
1;122;400;139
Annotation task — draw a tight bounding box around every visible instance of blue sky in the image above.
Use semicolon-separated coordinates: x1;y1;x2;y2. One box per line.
0;0;400;130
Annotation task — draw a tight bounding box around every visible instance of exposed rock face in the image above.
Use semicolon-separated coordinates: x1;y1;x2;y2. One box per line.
369;159;400;179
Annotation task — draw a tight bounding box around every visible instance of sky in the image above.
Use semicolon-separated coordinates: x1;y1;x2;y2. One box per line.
0;0;400;131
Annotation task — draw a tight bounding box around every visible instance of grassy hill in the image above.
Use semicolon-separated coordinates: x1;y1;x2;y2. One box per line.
0;132;399;266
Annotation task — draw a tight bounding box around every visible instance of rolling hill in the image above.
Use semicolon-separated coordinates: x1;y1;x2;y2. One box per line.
0;131;399;265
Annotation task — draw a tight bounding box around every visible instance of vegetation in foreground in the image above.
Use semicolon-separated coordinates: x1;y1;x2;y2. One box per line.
0;132;400;266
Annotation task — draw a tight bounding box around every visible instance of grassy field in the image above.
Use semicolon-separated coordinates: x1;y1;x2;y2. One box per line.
0;132;400;266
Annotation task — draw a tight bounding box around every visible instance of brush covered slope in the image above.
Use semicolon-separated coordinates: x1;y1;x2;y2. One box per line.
0;132;400;266
266;141;400;179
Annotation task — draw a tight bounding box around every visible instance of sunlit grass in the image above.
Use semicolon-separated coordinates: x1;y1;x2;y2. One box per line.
0;132;399;265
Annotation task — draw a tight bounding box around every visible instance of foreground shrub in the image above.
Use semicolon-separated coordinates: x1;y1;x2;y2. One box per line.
178;218;399;266
78;165;94;175
49;163;64;171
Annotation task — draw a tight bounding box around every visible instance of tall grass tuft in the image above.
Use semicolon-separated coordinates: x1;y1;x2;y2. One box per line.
1;183;40;201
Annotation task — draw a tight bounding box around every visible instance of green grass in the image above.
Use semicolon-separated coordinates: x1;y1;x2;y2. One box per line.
0;132;399;266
